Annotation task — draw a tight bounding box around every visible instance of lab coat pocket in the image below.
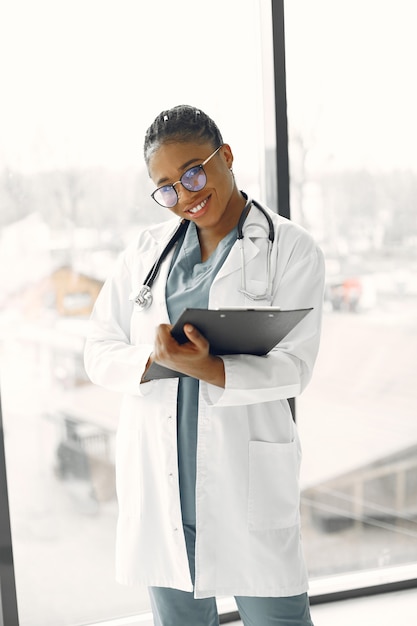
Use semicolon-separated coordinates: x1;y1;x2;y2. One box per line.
248;440;300;530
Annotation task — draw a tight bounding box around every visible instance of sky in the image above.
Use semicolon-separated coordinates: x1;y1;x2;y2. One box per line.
0;0;416;174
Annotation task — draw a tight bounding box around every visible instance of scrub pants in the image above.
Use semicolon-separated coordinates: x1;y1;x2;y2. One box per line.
148;525;314;626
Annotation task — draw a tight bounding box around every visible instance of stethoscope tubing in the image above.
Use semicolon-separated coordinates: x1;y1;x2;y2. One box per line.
142;219;189;289
130;193;275;310
237;195;274;244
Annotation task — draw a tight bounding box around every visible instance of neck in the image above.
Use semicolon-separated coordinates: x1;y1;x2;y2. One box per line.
197;189;246;261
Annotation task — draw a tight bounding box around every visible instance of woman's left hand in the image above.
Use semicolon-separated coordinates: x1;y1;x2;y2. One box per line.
152;323;225;387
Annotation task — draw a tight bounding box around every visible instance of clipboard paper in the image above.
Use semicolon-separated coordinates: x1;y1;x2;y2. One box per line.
142;307;312;381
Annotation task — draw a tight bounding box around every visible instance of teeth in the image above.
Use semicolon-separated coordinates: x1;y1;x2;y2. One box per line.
188;198;207;214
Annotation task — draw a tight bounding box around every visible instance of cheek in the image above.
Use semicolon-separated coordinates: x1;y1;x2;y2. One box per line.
167;206;182;217
215;173;235;203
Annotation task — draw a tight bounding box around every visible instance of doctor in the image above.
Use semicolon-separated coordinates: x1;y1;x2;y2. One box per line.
84;105;324;626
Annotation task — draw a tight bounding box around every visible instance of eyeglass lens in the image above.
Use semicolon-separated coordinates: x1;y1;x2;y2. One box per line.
153;165;207;208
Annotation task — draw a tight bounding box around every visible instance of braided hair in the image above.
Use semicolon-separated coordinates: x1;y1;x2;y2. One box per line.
143;104;224;166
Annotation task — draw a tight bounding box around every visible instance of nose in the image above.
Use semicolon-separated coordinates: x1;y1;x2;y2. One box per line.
174;182;195;205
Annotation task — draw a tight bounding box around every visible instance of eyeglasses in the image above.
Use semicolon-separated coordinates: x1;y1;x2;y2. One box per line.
151;145;222;208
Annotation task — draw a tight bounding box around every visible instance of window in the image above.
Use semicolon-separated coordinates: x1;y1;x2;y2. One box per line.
284;0;417;594
0;1;274;624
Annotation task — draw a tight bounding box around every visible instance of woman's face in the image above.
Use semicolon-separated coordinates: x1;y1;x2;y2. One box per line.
148;140;243;235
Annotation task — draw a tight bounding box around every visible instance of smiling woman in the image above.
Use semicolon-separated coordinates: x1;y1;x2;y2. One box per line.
84;99;325;626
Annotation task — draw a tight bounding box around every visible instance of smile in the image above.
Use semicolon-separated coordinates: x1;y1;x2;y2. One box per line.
187;197;208;215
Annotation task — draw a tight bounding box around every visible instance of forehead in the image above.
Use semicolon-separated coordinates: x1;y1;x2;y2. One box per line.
148;140;214;183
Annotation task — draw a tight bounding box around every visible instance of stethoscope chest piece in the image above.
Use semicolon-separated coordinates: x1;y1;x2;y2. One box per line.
130;285;153;311
130;220;189;311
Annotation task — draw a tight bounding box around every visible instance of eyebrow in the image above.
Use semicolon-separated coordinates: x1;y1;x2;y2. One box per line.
156;156;201;187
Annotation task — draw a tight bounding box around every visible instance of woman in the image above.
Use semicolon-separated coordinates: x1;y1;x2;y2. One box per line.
84;105;324;626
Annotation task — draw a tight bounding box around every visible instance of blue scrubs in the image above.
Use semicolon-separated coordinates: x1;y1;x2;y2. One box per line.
148;222;314;626
165;221;237;524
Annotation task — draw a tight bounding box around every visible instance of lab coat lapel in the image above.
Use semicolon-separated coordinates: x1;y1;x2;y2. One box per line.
154;246;175;322
215;208;268;280
215;237;259;281
134;218;181;279
133;219;182;324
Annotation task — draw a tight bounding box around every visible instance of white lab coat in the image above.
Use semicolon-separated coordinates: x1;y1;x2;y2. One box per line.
84;204;325;598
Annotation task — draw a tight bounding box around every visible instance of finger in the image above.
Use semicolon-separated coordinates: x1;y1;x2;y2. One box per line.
154;324;175;359
155;324;173;345
157;323;173;336
183;324;208;349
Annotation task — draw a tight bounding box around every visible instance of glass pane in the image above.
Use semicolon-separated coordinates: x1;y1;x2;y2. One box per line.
284;0;417;588
0;1;269;624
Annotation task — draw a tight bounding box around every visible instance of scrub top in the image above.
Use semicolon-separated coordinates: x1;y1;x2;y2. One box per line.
166;222;237;524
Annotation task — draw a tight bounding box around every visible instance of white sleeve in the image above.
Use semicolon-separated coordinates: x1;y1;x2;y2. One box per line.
84;250;154;396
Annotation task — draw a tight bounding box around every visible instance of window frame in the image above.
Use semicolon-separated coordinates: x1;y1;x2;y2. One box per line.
0;392;19;626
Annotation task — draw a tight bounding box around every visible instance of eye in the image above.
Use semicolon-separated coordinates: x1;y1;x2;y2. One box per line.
160;184;174;193
182;165;201;183
182;165;205;190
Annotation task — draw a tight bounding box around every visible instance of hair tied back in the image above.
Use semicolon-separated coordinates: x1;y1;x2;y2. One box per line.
143;104;224;165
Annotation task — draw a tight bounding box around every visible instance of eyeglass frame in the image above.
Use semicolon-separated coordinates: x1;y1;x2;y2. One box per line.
150;145;223;208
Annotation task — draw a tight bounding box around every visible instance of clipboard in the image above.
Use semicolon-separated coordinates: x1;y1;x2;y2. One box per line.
142;306;312;381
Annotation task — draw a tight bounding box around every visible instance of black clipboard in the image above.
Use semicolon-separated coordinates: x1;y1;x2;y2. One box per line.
142;306;312;381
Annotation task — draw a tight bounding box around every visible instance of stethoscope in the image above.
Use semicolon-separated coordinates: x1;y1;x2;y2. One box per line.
130;193;275;311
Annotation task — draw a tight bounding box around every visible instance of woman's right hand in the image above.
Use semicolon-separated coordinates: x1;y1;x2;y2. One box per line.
150;323;225;388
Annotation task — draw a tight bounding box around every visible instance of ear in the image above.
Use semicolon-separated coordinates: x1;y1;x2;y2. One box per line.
220;143;234;169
